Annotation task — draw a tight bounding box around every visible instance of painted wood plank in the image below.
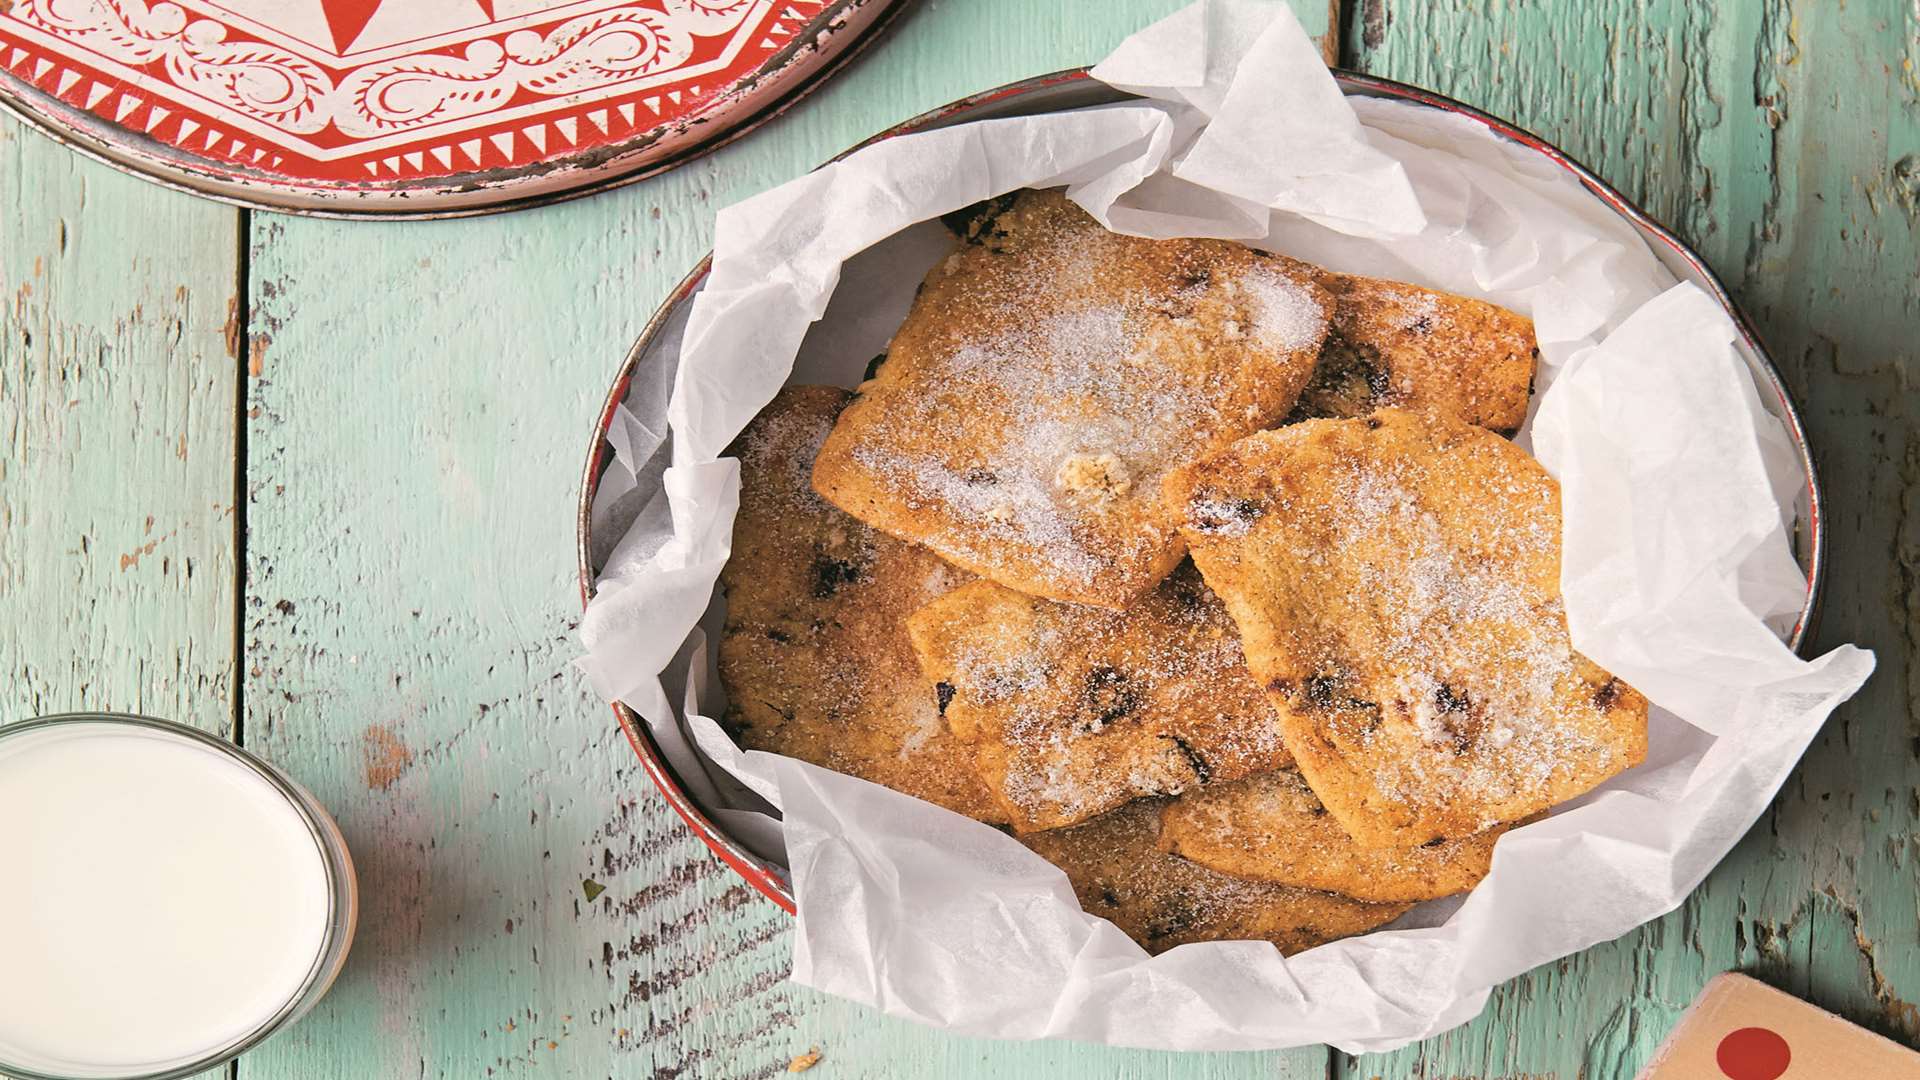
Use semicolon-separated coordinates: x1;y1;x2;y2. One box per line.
1343;0;1920;1076
0;115;241;1080
0;118;241;728
236;3;1341;1079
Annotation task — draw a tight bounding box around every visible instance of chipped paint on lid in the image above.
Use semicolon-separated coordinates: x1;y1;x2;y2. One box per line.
0;0;908;216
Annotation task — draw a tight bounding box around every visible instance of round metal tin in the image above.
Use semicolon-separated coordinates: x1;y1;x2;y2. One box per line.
577;69;1829;914
0;0;910;218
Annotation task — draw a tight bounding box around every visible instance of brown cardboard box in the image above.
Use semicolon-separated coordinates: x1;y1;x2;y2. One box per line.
1639;973;1920;1078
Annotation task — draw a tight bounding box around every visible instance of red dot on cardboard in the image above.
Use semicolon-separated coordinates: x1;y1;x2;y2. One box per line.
1717;1026;1792;1080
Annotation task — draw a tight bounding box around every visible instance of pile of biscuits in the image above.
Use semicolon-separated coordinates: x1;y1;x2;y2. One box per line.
716;190;1648;954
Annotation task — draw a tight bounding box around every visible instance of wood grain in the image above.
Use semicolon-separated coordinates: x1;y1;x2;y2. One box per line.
2;0;1913;1076
0;119;240;727
1344;0;1920;1075
0;115;241;1080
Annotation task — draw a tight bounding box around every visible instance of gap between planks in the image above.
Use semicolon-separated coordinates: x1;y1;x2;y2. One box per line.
229;206;252;1080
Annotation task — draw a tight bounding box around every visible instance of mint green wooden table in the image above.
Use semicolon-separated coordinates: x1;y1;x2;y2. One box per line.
4;2;1916;1077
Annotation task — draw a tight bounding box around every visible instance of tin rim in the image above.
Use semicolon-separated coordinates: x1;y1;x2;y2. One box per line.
0;0;914;220
575;67;1829;915
0;712;358;1080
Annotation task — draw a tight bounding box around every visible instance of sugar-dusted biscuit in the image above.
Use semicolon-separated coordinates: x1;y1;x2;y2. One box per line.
1166;407;1647;847
907;563;1292;833
717;386;1004;823
1158;769;1515;902
1021;800;1412;955
1292;273;1536;433
813;189;1334;609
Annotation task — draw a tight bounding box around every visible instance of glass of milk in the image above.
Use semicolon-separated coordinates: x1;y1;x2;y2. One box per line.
0;714;358;1080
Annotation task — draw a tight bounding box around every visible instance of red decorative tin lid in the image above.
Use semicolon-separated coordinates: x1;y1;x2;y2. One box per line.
0;0;907;216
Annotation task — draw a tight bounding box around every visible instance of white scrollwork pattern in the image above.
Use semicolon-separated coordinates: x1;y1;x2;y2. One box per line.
334;10;700;135
17;0;332;132
664;0;760;35
8;0;766;141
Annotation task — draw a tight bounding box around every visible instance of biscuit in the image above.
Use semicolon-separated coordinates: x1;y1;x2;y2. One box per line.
1166;407;1647;847
907;563;1292;833
1158;769;1515;902
1293;274;1536;433
813;189;1334;609
1021;800;1412;955
717;386;1004;823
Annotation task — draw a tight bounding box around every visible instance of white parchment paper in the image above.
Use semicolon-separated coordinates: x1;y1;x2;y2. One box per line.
578;0;1875;1052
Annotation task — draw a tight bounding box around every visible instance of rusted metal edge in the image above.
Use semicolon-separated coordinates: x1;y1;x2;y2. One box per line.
0;0;916;220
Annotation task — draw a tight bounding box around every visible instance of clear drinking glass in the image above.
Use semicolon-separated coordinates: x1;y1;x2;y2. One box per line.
0;713;358;1080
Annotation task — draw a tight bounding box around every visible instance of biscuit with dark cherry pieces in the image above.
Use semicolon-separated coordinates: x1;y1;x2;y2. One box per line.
718;386;1003;823
1292;273;1537;433
813;188;1334;609
1166;407;1647;848
1022;800;1412;955
907;563;1291;833
1159;769;1518;902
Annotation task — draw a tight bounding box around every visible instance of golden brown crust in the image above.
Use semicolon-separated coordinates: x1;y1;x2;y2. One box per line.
718;386;1005;823
1021;801;1412;955
1166;408;1648;848
906;564;1292;833
1293;273;1537;433
812;189;1333;609
1158;769;1514;902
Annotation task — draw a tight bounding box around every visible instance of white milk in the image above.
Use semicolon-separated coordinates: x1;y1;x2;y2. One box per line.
0;721;334;1077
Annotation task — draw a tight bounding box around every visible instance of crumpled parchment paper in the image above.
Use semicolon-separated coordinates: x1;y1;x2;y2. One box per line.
578;0;1874;1052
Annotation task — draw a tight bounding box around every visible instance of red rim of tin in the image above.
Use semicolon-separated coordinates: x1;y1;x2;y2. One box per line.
576;67;1828;915
0;0;913;219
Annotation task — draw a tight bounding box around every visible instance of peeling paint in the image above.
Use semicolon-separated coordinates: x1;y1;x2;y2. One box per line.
249;332;270;377
361;724;415;790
